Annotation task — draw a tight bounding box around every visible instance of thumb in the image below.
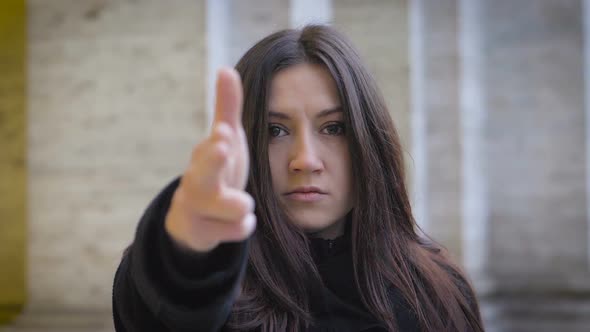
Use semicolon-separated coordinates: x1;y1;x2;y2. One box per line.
213;67;243;130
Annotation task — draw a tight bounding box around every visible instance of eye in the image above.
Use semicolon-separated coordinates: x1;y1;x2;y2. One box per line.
322;122;346;136
269;124;288;138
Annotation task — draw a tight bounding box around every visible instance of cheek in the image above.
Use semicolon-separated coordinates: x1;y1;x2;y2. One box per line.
334;146;353;191
268;146;284;189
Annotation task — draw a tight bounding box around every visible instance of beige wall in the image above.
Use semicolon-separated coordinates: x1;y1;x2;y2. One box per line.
26;0;206;314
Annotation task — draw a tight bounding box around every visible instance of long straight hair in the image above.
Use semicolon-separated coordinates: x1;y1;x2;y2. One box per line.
228;25;483;332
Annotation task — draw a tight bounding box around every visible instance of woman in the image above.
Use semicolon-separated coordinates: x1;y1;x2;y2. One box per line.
112;25;484;332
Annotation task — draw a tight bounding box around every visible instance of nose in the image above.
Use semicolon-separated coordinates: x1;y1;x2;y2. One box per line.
289;133;324;174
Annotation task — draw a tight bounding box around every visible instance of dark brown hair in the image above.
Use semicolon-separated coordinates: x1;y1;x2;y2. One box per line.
229;25;483;332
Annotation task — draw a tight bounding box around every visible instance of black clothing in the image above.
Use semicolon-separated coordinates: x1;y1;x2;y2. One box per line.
112;178;466;331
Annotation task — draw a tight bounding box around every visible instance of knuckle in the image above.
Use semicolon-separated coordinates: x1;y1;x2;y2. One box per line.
210;181;224;195
213;123;234;142
233;194;254;217
229;219;249;239
238;214;255;237
211;142;229;161
243;194;255;213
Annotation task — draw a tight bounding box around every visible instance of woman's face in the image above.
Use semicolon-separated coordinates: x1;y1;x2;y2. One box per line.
268;63;354;239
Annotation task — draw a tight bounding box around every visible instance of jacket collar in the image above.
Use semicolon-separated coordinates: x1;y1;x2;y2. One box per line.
308;214;352;263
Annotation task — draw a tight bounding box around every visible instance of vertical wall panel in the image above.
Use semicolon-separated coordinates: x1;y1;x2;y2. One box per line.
0;0;26;325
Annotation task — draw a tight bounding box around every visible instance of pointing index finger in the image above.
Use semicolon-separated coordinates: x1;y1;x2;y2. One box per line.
213;67;243;130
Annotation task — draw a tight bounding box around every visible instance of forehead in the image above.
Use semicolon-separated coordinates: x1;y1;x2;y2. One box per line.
267;63;340;112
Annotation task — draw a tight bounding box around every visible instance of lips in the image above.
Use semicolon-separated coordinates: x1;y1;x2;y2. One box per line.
284;186;327;203
286;186;326;195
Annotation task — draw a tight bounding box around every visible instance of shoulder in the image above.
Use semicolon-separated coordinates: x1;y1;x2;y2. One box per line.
435;257;481;316
418;237;480;312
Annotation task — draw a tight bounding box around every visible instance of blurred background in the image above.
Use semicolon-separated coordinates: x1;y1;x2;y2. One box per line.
0;0;588;331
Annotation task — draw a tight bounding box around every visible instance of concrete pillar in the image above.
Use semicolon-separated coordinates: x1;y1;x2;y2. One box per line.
289;0;332;28
206;0;289;122
459;0;590;331
410;0;462;260
0;0;26;324
332;0;411;169
585;0;590;268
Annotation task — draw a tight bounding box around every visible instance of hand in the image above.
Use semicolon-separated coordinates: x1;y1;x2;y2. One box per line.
164;67;255;253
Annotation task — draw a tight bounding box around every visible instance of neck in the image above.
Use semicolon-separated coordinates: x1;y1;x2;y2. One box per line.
307;218;346;240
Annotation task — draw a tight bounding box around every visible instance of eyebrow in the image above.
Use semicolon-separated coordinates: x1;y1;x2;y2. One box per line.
268;107;342;120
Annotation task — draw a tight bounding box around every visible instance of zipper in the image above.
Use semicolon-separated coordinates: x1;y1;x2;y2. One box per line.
327;239;335;252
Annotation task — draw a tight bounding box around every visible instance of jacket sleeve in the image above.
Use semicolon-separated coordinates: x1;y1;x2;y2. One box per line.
112;177;250;332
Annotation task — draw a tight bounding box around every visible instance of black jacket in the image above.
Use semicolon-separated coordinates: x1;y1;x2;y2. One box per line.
112;178;469;331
